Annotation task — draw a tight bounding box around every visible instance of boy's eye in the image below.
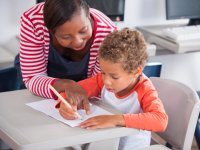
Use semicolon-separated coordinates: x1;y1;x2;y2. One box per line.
111;76;119;80
101;71;105;75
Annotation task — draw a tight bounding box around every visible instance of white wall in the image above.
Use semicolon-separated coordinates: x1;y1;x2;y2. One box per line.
0;0;35;45
116;0;188;28
0;0;189;44
0;0;35;63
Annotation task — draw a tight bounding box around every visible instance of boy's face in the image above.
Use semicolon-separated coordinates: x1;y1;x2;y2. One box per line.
99;59;140;97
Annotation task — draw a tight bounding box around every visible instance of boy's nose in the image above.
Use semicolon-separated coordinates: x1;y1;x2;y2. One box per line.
104;78;112;86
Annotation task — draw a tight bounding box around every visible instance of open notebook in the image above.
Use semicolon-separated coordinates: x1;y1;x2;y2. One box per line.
26;99;112;127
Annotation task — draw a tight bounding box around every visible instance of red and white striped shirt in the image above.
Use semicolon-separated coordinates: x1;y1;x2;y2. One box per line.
20;2;117;98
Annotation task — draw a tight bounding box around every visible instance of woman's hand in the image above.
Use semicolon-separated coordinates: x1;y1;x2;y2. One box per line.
79;115;125;129
64;81;90;112
53;79;90;120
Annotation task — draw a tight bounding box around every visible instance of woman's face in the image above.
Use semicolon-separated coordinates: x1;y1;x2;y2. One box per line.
54;8;93;51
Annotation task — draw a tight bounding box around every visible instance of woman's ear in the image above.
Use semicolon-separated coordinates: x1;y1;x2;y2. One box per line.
87;10;91;19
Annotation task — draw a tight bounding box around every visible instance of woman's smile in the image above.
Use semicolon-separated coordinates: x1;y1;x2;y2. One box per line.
73;42;86;51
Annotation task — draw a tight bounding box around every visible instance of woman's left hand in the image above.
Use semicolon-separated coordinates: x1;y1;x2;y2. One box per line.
79;115;125;129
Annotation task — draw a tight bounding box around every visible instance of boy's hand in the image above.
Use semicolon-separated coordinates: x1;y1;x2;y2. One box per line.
54;79;90;119
59;101;79;120
58;82;90;120
65;83;90;114
79;115;125;129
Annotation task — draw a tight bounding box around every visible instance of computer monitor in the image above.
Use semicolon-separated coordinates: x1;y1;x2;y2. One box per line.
85;0;125;21
166;0;200;25
36;0;44;3
36;0;125;21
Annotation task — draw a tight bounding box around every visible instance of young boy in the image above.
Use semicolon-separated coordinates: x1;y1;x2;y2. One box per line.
58;28;168;150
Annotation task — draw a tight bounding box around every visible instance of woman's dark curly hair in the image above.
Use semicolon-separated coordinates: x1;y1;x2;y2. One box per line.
99;28;149;73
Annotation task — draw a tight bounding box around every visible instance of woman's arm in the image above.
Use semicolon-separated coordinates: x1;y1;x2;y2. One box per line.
57;74;104;120
20;4;56;98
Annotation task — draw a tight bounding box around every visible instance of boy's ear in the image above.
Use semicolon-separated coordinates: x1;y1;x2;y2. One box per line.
133;66;142;76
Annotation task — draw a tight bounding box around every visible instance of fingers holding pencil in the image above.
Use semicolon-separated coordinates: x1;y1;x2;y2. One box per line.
49;85;81;120
64;84;91;115
59;101;80;120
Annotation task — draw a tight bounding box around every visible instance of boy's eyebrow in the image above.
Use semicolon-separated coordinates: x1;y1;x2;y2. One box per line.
100;68;119;76
109;73;119;76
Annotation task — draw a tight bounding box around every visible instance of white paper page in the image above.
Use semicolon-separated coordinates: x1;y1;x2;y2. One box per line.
26;99;57;115
26;99;113;127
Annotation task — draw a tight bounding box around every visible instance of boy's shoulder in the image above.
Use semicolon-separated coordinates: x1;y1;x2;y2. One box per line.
135;74;156;94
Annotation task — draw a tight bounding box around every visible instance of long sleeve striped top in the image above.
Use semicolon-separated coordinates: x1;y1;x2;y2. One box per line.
19;2;117;98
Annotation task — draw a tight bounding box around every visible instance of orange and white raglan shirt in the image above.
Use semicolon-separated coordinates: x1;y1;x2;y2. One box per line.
59;73;168;150
77;73;168;150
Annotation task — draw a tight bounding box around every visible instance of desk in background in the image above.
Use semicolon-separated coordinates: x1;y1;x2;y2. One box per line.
137;24;200;54
136;24;200;91
149;51;200;91
0;90;138;150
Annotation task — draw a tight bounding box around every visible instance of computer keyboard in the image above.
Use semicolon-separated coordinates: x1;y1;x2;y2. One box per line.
162;25;200;42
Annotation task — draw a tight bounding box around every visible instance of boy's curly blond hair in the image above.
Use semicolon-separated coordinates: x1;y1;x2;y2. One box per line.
99;28;149;73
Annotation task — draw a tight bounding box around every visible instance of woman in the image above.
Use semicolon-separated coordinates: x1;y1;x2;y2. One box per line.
15;0;117;111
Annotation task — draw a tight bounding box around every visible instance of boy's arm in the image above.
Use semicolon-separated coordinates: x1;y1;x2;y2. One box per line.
78;73;104;97
123;79;168;132
55;73;104;108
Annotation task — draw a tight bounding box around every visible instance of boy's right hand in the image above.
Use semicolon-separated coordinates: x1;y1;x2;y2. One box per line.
64;82;91;115
53;79;90;120
58;90;90;120
59;101;79;120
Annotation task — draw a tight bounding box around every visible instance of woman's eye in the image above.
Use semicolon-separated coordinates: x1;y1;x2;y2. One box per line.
62;36;70;40
80;28;88;34
80;30;86;34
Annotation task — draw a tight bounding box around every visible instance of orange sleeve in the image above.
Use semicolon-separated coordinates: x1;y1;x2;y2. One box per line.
123;77;168;132
55;74;104;108
78;73;104;97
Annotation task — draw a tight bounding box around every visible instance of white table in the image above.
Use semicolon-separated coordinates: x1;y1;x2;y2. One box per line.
0;90;138;150
149;51;200;91
137;24;200;54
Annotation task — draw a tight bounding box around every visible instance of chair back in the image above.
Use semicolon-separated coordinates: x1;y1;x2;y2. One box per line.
150;77;200;150
143;62;162;77
0;67;20;92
